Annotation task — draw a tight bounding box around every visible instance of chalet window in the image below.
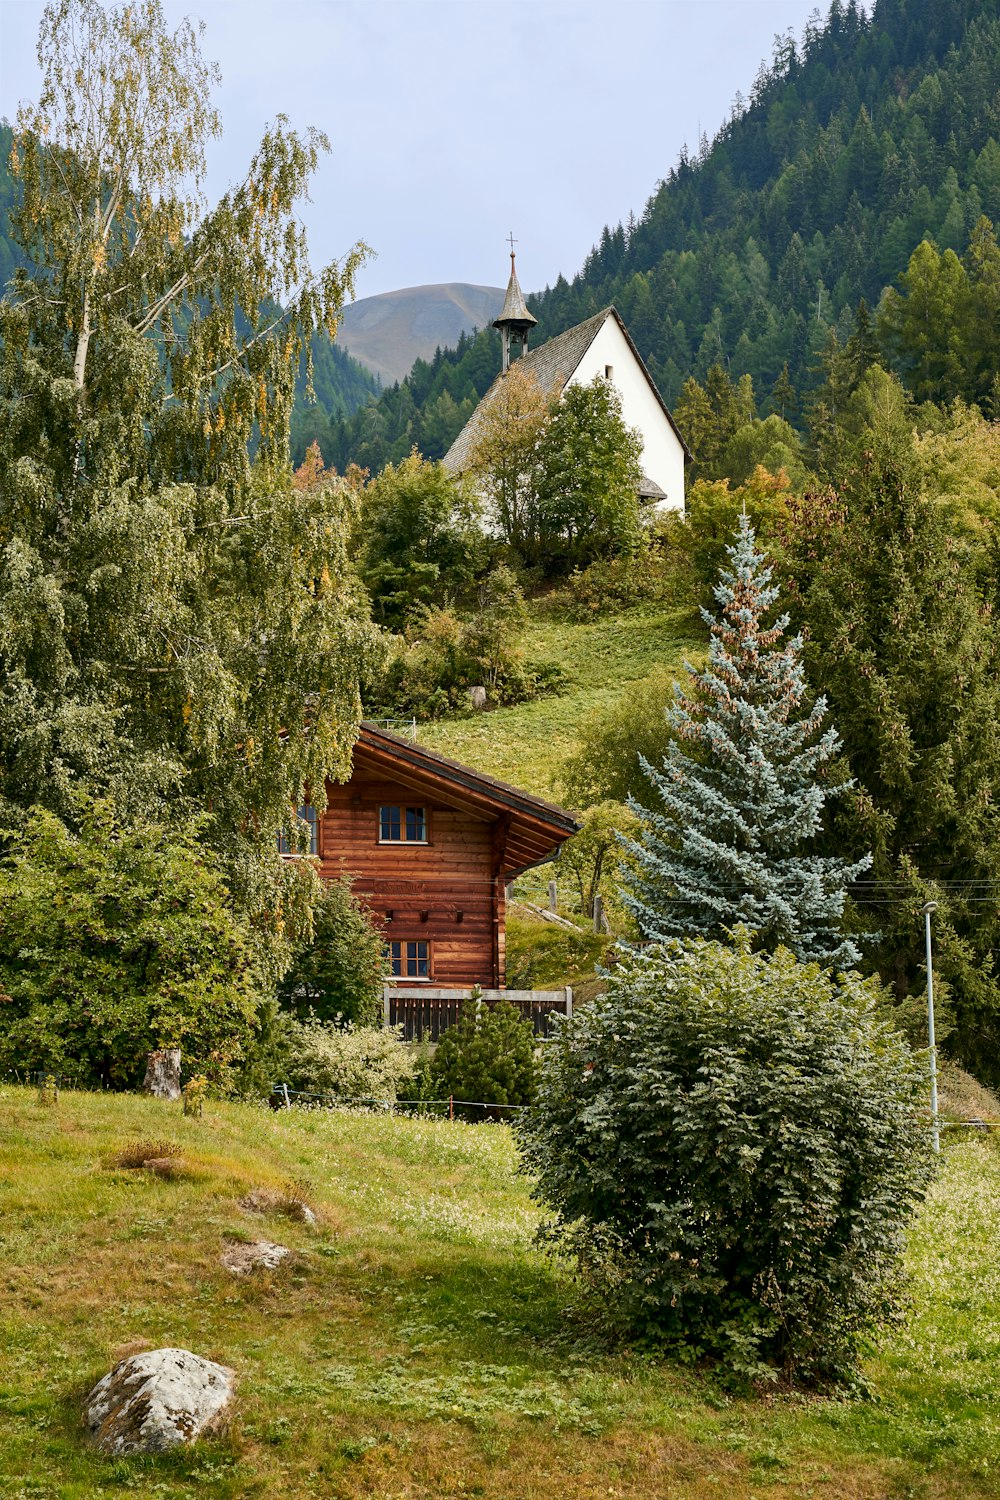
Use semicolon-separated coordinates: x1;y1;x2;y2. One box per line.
386;939;430;979
379;805;427;843
277;803;318;856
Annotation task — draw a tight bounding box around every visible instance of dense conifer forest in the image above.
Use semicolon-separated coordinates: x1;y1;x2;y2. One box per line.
4;0;996;470
306;0;1000;472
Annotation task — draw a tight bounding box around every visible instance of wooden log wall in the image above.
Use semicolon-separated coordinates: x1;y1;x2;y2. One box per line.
317;774;503;989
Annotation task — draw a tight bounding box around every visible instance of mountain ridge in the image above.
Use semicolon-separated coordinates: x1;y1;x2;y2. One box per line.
336;281;504;385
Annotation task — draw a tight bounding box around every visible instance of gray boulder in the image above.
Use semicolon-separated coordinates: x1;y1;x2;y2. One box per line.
86;1347;236;1455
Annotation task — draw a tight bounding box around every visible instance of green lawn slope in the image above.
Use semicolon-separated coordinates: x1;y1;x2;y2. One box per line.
2;1085;997;1499
419;603;700;802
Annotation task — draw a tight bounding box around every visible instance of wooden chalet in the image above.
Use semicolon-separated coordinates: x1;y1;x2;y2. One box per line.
288;723;580;990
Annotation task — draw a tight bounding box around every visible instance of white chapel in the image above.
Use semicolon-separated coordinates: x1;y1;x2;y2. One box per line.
443;252;688;511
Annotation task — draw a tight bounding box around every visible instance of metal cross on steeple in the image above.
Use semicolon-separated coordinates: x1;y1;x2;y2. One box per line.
507;231;517;264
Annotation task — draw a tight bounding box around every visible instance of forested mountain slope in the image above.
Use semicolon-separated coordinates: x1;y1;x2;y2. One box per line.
319;0;1000;473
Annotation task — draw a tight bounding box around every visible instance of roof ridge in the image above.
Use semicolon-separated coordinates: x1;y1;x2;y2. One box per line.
359;721;579;830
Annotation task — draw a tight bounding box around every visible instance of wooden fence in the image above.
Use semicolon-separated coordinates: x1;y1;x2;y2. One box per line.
383;986;573;1042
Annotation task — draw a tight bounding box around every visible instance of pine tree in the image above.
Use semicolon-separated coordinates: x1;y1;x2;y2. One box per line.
768;361;797;422
621;515;868;966
784;367;1000;1081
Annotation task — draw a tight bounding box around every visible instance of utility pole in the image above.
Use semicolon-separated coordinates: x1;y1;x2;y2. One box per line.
922;901;941;1154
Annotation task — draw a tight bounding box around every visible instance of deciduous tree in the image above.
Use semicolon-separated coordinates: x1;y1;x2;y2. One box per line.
533;377;643;570
276;876;387;1027
0;0;381;978
782;368;1000;1079
0;799;261;1088
356;451;484;628
465;361;550;560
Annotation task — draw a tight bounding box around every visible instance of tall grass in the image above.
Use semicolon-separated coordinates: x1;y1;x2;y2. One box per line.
0;1085;997;1498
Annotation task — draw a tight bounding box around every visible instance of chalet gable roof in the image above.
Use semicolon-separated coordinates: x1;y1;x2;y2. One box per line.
443;305;692;476
354;722;580;877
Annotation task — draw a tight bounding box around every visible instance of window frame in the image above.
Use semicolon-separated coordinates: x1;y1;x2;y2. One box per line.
377;804;429;845
277;801;319;858
385;938;432;981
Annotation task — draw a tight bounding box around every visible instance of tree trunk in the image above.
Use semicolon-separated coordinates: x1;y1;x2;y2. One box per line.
143;1048;182;1100
73;289;91;390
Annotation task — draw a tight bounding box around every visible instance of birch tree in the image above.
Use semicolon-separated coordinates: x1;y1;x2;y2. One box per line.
0;0;380;978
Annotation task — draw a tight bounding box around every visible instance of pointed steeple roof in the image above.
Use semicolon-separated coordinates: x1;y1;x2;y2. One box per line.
493;252;537;332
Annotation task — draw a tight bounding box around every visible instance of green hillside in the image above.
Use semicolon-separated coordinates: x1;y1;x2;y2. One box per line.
2;1084;998;1498
420;604;699;800
322;0;1000;473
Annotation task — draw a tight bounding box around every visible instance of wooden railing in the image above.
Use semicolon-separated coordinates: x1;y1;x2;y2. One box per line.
383;985;573;1041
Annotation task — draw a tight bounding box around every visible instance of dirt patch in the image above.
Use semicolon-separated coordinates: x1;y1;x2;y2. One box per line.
220;1237;296;1275
103;1139;183;1171
239;1185;318;1226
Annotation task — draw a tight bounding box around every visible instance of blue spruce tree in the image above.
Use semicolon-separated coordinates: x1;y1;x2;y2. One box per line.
622;514;868;967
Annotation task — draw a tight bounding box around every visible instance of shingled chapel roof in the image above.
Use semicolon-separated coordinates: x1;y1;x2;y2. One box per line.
444;306;691;476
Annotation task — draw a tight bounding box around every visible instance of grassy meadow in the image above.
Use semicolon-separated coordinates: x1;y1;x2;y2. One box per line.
420;603;700;800
1;1084;998;1500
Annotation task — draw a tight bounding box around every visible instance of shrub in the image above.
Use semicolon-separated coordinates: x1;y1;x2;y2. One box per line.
369;565;563;720
555;540;676;619
556;800;640;928
356;451;485;628
277;876;387;1026
430;1000;536;1119
560;666;678;811
516;935;935;1387
504;914;610;991
676;466;795;603
0;800;260;1089
275;1014;414;1103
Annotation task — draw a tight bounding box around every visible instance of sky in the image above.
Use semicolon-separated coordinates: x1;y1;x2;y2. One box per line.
1;0;839;303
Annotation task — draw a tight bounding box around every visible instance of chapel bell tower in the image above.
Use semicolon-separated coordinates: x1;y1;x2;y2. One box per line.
493;235;537;372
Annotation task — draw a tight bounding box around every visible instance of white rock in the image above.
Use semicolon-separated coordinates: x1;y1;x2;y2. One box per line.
220;1238;294;1275
85;1347;236;1455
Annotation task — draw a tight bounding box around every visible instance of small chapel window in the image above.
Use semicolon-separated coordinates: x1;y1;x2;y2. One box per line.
604;364;614;380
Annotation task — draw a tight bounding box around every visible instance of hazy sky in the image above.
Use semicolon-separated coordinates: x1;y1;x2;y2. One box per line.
1;0;839;302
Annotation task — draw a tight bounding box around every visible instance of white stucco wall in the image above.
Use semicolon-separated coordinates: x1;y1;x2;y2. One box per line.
566;316;686;511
